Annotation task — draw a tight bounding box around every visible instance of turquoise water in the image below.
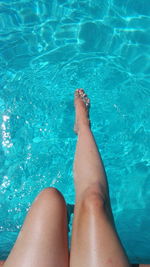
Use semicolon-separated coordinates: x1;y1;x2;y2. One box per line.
0;0;150;263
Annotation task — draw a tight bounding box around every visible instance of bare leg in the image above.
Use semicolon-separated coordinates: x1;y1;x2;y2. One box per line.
70;89;131;267
4;188;69;267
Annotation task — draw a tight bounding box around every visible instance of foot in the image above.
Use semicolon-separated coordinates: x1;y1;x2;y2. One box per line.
74;89;90;134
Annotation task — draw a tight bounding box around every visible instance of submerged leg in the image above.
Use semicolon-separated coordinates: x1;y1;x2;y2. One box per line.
70;89;131;267
4;187;69;267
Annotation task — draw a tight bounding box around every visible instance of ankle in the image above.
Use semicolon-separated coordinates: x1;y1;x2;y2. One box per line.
77;120;91;133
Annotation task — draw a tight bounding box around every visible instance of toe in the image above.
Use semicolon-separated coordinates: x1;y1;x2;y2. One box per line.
79;89;85;95
76;88;84;94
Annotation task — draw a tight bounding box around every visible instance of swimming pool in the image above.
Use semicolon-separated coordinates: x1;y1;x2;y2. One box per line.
0;0;150;263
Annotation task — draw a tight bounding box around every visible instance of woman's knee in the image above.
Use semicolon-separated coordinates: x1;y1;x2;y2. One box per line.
35;187;66;210
81;186;109;215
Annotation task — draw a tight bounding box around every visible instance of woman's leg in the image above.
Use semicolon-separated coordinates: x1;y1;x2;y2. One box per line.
70;89;131;267
4;187;69;267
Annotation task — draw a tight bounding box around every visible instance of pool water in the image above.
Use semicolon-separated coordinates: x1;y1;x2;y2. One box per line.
0;0;150;263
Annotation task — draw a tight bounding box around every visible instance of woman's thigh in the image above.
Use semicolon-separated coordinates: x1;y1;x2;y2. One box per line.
3;187;69;267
